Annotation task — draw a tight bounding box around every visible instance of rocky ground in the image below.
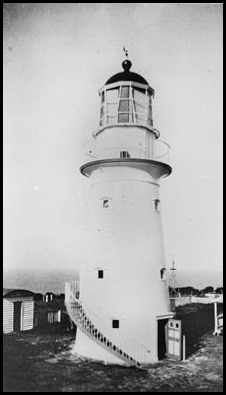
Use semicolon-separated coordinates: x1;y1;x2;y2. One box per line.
3;329;223;392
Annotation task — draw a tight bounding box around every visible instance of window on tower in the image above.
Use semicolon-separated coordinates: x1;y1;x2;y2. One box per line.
98;270;104;279
103;199;109;208
153;199;161;212
101;197;111;208
112;319;120;329
160;268;166;281
95;267;106;278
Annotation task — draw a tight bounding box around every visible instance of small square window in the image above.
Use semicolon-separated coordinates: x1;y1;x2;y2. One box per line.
103;199;109;208
98;270;104;279
112;319;119;329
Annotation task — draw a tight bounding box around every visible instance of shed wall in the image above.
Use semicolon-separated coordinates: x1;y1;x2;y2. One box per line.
3;299;14;333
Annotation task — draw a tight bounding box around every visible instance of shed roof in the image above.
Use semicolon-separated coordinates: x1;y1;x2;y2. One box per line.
3;288;14;296
44;291;56;296
3;288;35;298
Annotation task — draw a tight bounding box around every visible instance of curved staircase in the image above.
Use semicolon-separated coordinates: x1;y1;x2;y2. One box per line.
65;281;150;367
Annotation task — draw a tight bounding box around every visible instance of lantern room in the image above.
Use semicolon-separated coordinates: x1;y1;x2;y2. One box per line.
81;56;171;178
99;59;155;129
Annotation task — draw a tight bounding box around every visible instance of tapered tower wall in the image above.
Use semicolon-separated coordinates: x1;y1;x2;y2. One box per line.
77;163;172;363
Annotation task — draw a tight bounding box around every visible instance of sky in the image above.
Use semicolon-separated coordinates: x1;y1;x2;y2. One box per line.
3;3;223;288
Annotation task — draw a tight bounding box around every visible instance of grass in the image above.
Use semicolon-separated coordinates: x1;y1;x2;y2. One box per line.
3;329;223;392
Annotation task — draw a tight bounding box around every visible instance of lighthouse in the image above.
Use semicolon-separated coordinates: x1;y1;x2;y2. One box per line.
65;54;174;366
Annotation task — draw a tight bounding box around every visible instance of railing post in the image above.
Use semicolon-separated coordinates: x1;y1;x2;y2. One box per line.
182;335;186;361
214;301;218;334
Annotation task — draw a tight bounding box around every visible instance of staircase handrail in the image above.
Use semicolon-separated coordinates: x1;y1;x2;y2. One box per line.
65;281;150;364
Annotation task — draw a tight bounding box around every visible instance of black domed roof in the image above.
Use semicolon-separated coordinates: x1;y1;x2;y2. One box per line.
106;71;148;85
105;59;149;86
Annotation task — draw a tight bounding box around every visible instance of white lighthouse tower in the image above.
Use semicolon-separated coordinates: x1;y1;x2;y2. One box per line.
66;55;174;366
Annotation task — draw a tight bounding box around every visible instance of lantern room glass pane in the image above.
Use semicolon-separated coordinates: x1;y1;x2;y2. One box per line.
107;116;117;125
100;105;105;117
107;103;118;116
148;106;153;125
99;105;105;126
107;88;119;103
119;100;129;112
133;87;151;124
134;102;145;115
147;96;153;125
134;102;147;123
133;87;146;103
118;99;133;123
121;86;130;98
118;113;129;123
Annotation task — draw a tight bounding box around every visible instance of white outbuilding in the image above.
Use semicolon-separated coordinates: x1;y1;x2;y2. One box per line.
3;288;35;334
213;294;223;336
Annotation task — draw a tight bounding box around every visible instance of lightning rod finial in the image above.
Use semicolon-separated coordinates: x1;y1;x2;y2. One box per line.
123;46;129;58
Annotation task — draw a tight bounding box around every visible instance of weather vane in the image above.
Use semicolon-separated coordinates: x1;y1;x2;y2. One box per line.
123;46;129;58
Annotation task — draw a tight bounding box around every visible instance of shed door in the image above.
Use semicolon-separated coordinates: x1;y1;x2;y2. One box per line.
13;301;22;331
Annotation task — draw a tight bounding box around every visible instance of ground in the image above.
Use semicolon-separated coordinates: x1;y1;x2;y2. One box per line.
3;330;223;392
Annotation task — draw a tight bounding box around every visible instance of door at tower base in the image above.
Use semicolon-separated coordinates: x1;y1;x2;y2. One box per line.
157;319;168;360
